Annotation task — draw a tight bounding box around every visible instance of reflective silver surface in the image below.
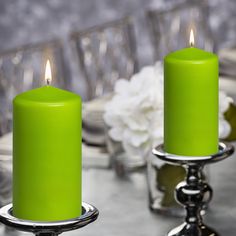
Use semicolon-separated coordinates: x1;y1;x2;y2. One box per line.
153;142;234;164
0;202;98;236
152;142;234;236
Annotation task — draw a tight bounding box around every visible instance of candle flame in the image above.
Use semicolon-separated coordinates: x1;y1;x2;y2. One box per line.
45;60;52;85
189;29;195;47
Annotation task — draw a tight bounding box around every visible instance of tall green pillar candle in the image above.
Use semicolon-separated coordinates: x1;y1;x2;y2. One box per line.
13;83;82;221
164;46;218;156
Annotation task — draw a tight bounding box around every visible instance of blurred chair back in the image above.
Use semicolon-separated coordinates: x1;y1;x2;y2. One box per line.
147;0;215;61
0;39;66;135
71;16;138;101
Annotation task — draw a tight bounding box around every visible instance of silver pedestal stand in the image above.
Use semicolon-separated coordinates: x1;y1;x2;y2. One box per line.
0;202;99;236
152;142;234;236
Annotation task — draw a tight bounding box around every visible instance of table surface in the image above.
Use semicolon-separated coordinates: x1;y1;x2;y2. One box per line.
1;142;236;236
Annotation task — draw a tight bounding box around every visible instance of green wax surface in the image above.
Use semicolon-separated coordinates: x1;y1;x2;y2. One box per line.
164;47;218;156
13;86;82;221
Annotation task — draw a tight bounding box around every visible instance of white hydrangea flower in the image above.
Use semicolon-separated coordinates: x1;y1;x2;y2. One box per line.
219;91;233;138
104;62;232;158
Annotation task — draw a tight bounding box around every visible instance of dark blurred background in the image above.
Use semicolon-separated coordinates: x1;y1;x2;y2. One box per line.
0;0;234;98
0;0;235;94
0;0;235;59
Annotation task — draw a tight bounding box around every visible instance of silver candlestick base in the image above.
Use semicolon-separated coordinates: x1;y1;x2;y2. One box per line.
152;142;234;236
0;202;99;236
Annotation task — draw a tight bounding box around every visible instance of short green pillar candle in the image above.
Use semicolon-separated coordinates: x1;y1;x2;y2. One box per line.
13;83;82;221
164;47;218;156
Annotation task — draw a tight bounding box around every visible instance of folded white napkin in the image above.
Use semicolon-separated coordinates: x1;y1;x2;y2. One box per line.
0;133;12;156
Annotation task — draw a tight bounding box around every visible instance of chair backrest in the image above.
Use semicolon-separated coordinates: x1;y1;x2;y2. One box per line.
147;0;215;61
70;16;138;101
0;39;66;135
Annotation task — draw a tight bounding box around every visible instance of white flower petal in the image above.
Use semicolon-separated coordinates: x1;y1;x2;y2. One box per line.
124;129;149;147
103;112;122;127
123;114;149;131
109;128;123;141
219;91;233;113
219;118;231;139
114;79;130;95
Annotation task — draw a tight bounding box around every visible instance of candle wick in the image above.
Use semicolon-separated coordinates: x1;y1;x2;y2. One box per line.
46;78;51;85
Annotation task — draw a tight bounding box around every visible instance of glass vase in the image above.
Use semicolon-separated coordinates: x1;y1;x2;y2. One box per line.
146;151;186;217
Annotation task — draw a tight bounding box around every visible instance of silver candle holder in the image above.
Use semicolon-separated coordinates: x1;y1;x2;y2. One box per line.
152;142;234;236
0;202;99;236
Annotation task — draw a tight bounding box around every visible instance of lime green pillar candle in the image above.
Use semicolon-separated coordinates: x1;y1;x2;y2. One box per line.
164;47;218;156
13;85;82;221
